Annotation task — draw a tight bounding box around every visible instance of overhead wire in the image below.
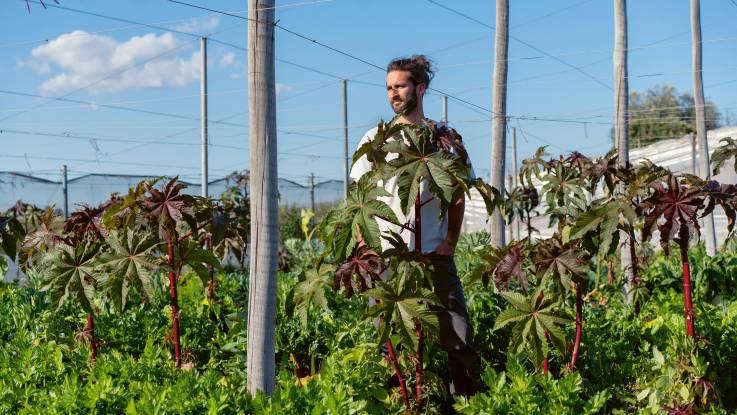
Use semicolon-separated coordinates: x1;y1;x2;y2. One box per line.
425;0;611;91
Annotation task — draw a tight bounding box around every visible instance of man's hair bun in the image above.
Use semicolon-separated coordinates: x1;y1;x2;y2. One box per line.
387;55;435;87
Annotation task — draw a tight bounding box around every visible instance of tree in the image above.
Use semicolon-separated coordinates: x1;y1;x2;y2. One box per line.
490;0;509;248
246;0;279;396
625;85;721;149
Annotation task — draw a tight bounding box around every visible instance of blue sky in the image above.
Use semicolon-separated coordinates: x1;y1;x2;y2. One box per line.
2;0;737;186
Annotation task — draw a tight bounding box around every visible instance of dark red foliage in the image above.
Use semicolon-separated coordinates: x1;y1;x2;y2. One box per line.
64;202;109;242
493;242;528;292
144;177;196;231
334;246;382;297
641;174;704;255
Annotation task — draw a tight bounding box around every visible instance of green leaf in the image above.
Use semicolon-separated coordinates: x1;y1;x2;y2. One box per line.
97;229;159;310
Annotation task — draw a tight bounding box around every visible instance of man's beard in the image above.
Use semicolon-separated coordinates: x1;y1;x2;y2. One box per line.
391;88;418;115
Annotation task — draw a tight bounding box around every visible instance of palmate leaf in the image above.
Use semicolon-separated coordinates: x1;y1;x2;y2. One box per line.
697;180;737;235
570;198;626;260
293;263;335;327
519;146;549;188
383;124;465;218
21;207;64;266
365;280;439;353
333;245;383;297
494;289;571;370
337;174;397;254
144;177;197;233
711;136;737;176
352;120;402;172
172;238;221;285
65;202;109;243
102;180;153;230
469;240;529;292
640;174;704;255
97;229;159;311
533;236;589;289
39;241;100;314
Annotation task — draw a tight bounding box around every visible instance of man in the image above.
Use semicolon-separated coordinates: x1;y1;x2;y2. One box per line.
350;55;479;397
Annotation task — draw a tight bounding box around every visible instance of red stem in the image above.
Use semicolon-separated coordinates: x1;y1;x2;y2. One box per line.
375;214;415;233
207;238;215;300
628;228;641;315
680;242;696;338
177;218;213;242
415;324;424;407
165;230;182;367
569;283;583;370
87;313;97;362
542;357;549;374
386;339;410;409
412;186;424;407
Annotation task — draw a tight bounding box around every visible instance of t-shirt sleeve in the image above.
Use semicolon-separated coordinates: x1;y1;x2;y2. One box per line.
349;128;377;181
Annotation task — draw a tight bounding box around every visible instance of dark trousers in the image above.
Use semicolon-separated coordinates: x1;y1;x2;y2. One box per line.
427;254;479;397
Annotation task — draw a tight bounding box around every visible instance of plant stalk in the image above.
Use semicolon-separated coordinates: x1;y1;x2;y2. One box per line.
386;339;410;409
628;228;641;315
569;283;583;369
413;187;425;407
87;313;97;362
680;241;696;337
165;230;182;367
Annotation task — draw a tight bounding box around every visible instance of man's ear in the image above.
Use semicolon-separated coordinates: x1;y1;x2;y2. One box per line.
416;82;427;97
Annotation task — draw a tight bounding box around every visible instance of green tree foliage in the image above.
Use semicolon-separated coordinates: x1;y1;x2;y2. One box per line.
625;84;721;148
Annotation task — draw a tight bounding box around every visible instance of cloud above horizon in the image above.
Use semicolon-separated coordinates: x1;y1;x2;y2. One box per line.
25;30;202;94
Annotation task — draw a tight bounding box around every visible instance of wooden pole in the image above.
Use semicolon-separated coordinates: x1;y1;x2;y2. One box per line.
691;0;717;255
441;95;448;125
62;164;68;219
201;37;209;198
511;127;519;240
342;79;349;199
490;0;509;248
246;0;278;396
614;0;635;301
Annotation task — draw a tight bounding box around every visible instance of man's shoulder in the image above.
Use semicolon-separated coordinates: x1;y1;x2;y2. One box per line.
363;126;380;138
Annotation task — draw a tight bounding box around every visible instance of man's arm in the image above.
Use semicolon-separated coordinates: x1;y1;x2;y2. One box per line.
434;195;464;256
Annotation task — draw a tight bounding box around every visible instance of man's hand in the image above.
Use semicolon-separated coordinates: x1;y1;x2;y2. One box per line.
434;238;457;256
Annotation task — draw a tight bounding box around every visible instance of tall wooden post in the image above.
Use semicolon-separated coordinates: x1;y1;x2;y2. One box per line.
691;0;717;255
246;0;278;396
201;37;209;198
62;164;68;219
441;95;448;125
342;79;349;199
490;0;509;248
511;127;519;240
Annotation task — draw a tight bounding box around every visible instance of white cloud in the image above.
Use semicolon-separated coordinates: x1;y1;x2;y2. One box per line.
16;58;50;74
230;71;245;80
173;16;220;34
220;52;236;68
27;30;201;94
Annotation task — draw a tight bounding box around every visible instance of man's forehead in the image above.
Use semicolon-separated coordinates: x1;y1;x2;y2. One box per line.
386;70;411;84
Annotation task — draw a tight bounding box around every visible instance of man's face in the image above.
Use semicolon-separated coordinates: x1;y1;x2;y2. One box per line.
386;70;424;114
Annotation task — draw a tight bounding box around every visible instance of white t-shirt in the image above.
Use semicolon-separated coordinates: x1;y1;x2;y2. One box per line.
350;124;470;254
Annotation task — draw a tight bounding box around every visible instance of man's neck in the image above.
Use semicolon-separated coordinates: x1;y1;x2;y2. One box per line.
395;108;427;126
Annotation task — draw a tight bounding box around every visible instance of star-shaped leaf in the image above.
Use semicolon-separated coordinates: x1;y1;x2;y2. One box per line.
365;279;439;353
39;241;100;314
97;229;159;311
640;174;703;254
493;289;571;370
293;263;335;327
